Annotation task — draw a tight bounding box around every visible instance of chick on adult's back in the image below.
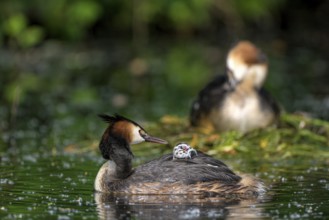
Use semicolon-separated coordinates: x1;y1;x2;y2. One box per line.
94;114;265;197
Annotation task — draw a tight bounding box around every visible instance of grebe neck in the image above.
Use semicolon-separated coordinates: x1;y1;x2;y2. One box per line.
99;132;134;179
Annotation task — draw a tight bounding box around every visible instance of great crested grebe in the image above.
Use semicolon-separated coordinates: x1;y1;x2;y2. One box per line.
190;41;280;133
94;114;265;197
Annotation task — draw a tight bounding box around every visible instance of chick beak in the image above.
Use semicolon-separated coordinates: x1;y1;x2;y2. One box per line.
143;134;168;144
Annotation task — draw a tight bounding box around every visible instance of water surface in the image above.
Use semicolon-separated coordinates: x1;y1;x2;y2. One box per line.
1;150;329;219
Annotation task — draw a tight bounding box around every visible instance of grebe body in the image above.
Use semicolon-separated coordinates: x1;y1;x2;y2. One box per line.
94;114;265;197
190;41;280;133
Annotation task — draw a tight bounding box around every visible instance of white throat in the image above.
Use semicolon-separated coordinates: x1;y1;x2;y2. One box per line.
130;125;145;144
227;57;248;82
247;64;267;88
227;57;267;88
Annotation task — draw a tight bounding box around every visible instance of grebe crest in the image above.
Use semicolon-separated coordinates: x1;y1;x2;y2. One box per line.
173;143;197;159
98;114;168;146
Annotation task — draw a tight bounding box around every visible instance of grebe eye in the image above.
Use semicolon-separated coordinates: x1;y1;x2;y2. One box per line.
139;129;146;137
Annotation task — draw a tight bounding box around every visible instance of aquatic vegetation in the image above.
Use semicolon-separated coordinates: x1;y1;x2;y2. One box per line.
156;114;329;160
66;113;329;163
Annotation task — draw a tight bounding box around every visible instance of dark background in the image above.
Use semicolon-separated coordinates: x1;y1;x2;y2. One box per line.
1;0;329;149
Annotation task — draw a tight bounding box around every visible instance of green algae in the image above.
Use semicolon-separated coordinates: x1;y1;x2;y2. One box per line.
141;113;329;161
70;113;329;163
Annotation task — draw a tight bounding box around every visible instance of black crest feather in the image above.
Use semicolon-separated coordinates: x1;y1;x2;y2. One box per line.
98;114;117;124
98;113;145;130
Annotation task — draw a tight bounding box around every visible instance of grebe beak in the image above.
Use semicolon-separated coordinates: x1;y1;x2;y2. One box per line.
143;134;168;144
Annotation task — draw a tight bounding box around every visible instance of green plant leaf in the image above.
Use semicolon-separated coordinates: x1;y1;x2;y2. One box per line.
3;13;27;37
18;26;44;48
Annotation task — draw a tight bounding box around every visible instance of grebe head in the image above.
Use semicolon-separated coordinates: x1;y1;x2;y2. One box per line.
95;114;168;190
226;41;268;88
98;114;168;145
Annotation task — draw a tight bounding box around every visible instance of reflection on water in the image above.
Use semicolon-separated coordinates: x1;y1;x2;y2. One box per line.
94;193;268;219
1;152;329;219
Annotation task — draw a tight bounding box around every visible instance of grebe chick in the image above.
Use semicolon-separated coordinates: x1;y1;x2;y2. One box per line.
190;41;280;133
94;114;265;197
173;143;197;159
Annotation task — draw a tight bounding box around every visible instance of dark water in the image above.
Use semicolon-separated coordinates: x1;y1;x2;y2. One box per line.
0;153;97;219
1;151;329;219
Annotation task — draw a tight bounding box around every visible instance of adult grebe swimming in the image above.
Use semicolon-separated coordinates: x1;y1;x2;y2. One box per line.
190;41;280;133
94;114;265;197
